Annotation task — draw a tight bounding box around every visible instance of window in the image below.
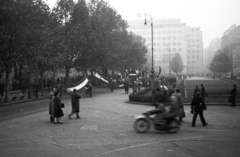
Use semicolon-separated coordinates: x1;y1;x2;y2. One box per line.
196;55;199;59
172;36;176;40
188;50;191;53
168;31;171;34
178;48;181;52
173;48;176;52
158;61;161;64
172;30;176;34
158;37;161;40
178;30;181;34
158;31;161;34
162;37;166;40
187;55;191;59
163;31;166;34
178;42;181;46
173;42;176;46
192;55;195;59
168;37;171;40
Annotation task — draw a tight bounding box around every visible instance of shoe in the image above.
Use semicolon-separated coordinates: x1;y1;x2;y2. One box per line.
56;121;64;124
68;115;71;119
203;123;208;126
192;125;195;127
76;116;81;119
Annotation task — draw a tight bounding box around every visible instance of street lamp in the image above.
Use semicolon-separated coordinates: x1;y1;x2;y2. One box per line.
144;14;154;88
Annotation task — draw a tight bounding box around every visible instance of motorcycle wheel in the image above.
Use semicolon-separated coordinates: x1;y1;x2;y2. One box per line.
167;120;180;133
133;119;150;133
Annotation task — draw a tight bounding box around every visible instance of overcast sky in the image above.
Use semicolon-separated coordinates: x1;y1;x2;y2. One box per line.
46;0;240;48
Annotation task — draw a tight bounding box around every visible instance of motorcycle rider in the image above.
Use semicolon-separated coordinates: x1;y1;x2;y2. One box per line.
144;93;181;124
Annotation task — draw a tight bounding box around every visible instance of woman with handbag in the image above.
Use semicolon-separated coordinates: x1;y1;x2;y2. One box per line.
191;92;208;127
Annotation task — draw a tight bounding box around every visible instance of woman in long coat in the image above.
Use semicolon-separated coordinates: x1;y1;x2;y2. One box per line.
68;89;81;119
53;91;64;124
49;88;57;122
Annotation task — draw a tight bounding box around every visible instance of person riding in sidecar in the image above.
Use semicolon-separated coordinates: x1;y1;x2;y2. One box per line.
143;94;181;124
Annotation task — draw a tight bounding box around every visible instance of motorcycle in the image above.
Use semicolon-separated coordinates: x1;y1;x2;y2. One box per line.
133;112;181;133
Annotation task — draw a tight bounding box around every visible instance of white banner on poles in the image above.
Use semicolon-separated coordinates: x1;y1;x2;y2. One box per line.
66;78;89;92
94;73;109;84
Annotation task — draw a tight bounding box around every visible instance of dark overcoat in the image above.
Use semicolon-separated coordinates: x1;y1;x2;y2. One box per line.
71;92;81;113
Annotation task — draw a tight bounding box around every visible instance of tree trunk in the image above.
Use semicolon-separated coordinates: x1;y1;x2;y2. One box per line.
52;68;56;89
40;71;44;96
4;66;10;102
27;72;31;99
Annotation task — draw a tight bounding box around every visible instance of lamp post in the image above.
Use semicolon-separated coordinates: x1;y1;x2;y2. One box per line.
144;14;154;88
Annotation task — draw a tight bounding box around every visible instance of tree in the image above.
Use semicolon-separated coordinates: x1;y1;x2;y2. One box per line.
170;53;184;74
209;49;231;75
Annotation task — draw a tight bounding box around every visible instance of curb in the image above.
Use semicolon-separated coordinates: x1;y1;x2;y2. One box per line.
125;101;240;106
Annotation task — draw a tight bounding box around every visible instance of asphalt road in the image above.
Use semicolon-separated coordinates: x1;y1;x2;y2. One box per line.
0;87;240;157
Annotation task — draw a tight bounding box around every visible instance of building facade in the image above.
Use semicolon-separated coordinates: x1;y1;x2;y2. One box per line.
127;18;203;74
221;24;240;77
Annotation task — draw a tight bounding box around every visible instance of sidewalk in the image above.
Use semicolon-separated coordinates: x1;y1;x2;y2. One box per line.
0;87;110;107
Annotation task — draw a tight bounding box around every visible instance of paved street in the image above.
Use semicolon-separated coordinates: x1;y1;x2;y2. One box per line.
0;88;240;157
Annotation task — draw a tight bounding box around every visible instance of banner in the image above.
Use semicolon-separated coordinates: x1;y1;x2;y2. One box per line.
66;77;89;92
94;73;109;84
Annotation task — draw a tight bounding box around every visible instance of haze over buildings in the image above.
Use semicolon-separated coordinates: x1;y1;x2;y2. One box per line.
128;18;203;74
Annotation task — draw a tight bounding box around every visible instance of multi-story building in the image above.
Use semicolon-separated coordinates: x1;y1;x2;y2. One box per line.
127;18;203;74
221;24;240;77
204;37;221;72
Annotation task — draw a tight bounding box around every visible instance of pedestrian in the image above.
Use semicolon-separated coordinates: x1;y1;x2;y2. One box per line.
109;78;114;92
52;91;64;124
172;88;185;122
200;84;207;110
34;83;39;98
0;79;4;100
193;85;200;98
86;82;93;97
57;83;63;97
68;89;81;119
124;79;129;94
228;84;237;107
49;88;57;122
191;92;208;127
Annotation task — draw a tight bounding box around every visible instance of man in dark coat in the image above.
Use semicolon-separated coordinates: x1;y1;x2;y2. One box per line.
124;79;129;94
68;89;81;119
191;92;208;127
229;84;237;107
193;85;200;98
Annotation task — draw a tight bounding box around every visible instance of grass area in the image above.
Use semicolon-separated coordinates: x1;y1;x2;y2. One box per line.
180;79;240;103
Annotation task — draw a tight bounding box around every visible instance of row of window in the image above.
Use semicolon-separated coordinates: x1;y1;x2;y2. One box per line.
187;39;201;42
147;42;182;46
187;55;200;59
150;48;182;52
137;30;182;35
145;36;183;41
153;60;199;65
188;49;200;53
